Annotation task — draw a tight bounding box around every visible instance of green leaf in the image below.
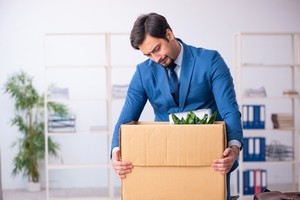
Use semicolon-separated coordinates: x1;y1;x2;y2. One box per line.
179;117;186;124
204;114;209;124
208;111;218;124
171;111;218;125
186;112;194;124
171;113;180;124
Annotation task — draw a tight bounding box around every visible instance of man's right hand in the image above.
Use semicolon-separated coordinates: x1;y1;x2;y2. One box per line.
111;148;132;179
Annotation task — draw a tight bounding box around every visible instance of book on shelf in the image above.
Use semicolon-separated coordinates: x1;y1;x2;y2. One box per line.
271;113;294;129
282;89;298;97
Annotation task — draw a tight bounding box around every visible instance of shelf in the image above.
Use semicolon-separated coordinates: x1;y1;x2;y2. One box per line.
241;63;299;68
110;65;135;69
44;32;129;200
45;65;106;69
235;32;300;36
47;130;108;136
47;163;109;170
46;98;108;103
243;128;295;132
241;160;296;165
234;32;300;198
242;95;299;100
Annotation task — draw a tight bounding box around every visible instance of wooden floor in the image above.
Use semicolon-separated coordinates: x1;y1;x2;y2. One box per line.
3;189;45;200
2;188;121;200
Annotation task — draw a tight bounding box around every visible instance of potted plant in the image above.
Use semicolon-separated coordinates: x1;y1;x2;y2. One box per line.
3;71;69;191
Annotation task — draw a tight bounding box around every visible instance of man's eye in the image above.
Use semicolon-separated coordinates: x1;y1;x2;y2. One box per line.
153;47;160;52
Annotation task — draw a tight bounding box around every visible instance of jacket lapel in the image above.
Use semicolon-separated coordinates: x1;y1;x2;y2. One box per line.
150;40;195;109
151;63;178;106
179;43;194;109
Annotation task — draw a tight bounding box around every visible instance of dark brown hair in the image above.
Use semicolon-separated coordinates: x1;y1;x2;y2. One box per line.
130;13;172;50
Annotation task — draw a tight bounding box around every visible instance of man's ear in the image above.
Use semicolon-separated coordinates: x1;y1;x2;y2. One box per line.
166;29;174;40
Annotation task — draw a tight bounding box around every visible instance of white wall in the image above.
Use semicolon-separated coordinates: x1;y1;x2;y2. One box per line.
0;0;300;190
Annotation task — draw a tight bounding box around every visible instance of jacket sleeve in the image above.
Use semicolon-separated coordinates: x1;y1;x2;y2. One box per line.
110;66;148;152
210;51;243;147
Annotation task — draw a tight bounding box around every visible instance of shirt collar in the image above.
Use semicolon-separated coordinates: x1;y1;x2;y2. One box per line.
174;41;183;67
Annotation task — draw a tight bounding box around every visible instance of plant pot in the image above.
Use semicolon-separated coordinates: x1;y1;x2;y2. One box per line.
26;181;41;192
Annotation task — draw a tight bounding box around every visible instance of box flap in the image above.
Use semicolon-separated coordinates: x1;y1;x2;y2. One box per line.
120;121;226;167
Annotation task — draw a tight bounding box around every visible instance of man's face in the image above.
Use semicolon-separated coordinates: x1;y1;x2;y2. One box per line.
138;30;178;68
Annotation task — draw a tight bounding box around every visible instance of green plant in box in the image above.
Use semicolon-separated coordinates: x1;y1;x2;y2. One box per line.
171;111;217;124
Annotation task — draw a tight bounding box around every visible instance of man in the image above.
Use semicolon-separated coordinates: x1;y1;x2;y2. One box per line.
111;13;243;200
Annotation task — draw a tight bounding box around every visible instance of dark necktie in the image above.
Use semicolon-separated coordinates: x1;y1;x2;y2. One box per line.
168;63;179;104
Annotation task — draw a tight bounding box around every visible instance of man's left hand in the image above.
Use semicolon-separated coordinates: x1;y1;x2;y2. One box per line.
211;145;240;174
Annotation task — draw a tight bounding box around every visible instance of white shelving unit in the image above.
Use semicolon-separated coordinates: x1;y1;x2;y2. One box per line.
43;32;145;200
234;32;300;200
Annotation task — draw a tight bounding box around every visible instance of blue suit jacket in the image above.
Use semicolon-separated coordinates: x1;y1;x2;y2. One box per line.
111;40;243;156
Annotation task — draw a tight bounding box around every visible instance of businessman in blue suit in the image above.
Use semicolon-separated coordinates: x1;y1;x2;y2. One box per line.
111;13;243;200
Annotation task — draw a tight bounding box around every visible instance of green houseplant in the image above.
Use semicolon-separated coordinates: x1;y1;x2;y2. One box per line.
3;71;68;190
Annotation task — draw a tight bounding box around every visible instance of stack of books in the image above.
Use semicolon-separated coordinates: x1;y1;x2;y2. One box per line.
112;84;128;98
49;85;69;99
48;114;76;133
244;86;267;97
271;113;294;129
282;89;298;97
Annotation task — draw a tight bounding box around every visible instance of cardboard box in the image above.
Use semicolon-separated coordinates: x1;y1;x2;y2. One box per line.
120;121;227;200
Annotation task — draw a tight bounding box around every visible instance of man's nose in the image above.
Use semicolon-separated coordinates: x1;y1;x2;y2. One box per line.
150;53;161;63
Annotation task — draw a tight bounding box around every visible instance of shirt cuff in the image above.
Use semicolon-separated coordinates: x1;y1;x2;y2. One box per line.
112;147;120;153
228;140;242;150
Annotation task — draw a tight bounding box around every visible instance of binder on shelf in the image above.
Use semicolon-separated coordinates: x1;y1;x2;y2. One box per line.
254;169;262;194
248;137;255;161
243;137;266;162
243;170;250;195
240;170;255;195
261;169;267;192
254;169;268;194
243;138;249;161
254;137;266;161
242;104;265;129
243;138;253;161
238;169;267;195
249;170;255;194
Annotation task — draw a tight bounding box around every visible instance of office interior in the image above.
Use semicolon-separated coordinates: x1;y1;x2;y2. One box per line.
0;0;300;200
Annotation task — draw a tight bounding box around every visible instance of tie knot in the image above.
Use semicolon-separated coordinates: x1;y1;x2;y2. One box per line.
168;62;177;70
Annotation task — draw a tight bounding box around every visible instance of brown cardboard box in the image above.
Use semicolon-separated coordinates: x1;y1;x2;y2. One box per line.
120;121;227;200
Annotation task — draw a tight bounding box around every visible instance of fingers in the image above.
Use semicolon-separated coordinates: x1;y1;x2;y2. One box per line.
223;147;231;157
113;161;132;174
211;159;231;174
111;149;133;179
212;149;235;174
115;167;132;179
